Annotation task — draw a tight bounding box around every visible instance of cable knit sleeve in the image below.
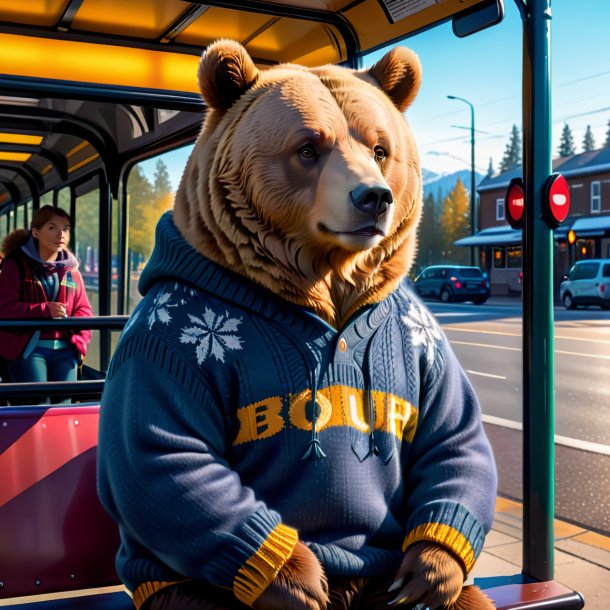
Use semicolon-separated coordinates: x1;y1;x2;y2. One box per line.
97;334;297;607
401;332;497;576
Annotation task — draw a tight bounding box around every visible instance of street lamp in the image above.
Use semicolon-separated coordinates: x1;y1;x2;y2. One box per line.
447;95;476;266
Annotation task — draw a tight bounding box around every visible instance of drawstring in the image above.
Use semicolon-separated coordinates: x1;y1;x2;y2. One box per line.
270;321;326;461
301;369;327;461
366;388;380;458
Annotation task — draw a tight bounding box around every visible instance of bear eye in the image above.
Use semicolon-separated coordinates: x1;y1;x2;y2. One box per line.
374;145;388;162
298;144;319;161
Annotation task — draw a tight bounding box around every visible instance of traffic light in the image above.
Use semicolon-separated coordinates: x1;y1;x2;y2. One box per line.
568;229;576;245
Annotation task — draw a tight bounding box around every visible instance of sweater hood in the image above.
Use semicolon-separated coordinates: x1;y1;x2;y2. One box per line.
21;235;79;272
140;212;336;334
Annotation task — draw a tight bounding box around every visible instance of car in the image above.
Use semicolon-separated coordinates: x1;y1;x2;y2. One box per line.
414;265;490;304
559;258;610;310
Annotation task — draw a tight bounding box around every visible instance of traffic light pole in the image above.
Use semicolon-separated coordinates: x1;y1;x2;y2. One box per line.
519;0;555;581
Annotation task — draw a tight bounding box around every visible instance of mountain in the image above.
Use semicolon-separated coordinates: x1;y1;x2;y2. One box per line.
421;168;441;184
422;169;485;203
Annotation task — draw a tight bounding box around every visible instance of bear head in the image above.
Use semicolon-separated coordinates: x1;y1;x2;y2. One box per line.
173;39;422;328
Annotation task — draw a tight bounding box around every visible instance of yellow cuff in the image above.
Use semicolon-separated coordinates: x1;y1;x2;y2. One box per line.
233;523;299;607
402;522;475;575
131;580;183;610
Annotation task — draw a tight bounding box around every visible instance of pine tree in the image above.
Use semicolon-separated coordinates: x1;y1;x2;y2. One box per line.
558;122;575;157
582;125;596;152
439;177;470;264
605;119;610;148
416;192;439;270
486;157;495;178
153;158;173;197
499;125;521;174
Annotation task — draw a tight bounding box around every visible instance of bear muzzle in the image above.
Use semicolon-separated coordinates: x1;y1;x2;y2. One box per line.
350;184;394;220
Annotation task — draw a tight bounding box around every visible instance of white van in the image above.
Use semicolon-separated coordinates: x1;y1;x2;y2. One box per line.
560;259;610;309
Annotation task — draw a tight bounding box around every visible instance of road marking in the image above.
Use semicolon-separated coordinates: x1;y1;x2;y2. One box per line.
444;326;610;345
451;340;520;351
451;340;610;360
482;414;610;456
445;326;520;337
466;369;507;380
555;349;610;360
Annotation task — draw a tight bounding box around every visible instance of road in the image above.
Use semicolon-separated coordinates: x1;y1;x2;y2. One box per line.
423;297;610;536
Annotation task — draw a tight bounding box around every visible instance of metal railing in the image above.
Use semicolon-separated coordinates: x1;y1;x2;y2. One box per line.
0;315;128;402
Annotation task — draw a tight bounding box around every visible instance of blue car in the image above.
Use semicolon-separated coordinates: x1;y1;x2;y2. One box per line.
414;265;490;304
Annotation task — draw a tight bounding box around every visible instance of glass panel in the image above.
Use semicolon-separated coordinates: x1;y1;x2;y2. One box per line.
0;0;67;27
74;189;100;315
40;191;54;206
507;246;522;268
177;7;271;48
127;151;181;312
493;247;505;268
15;204;25;229
578;262;599;280
1;34;200;93
496;198;505;221
459;268;483;277
72;0;185;39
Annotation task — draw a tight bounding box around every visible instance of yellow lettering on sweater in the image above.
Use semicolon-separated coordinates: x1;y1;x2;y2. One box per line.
234;396;284;444
233;386;418;446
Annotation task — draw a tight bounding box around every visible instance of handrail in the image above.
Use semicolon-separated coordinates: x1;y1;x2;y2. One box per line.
0;315;129;331
0;379;104;399
0;315;128;402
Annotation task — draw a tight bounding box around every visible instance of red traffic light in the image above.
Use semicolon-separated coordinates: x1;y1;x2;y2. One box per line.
505;177;525;229
544;173;570;227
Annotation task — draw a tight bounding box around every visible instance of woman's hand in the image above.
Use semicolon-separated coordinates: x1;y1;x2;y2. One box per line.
48;302;67;318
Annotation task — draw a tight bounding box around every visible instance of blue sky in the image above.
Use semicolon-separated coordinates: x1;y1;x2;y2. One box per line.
143;1;610;187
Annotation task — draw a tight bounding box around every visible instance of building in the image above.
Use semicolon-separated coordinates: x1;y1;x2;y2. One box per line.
456;148;610;295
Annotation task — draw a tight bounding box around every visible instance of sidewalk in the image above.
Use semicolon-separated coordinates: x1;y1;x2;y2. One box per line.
472;497;610;610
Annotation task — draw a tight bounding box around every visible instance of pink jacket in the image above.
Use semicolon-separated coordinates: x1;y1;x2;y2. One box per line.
0;254;93;361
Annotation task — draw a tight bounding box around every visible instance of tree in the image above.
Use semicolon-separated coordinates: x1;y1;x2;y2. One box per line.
499;124;521;174
486;157;495;178
128;162;175;263
153;158;173;198
415;192;440;271
605;118;610;148
438;177;470;265
582;125;596;152
558;122;575;157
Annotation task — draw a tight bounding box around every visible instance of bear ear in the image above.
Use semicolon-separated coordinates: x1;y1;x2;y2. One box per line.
366;46;422;113
198;39;260;111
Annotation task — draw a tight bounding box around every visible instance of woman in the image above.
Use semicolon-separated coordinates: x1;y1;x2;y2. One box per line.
0;205;93;403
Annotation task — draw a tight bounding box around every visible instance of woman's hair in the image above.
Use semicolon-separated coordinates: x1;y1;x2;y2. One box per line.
1;205;71;257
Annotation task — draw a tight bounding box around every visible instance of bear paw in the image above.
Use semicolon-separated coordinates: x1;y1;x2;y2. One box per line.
388;541;465;609
254;541;329;610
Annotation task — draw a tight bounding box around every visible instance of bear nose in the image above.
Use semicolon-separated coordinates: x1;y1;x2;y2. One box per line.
350;185;394;218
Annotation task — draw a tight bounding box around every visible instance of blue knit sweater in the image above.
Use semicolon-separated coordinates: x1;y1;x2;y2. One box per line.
97;212;497;608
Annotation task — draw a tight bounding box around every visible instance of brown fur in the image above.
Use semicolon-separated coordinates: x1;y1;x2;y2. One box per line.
391;541;496;609
173;40;423;328
255;541;329;610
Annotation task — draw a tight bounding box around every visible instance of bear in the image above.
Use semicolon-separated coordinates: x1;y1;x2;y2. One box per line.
97;40;497;610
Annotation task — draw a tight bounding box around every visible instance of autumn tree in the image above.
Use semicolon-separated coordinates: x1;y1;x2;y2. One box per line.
582;125;596;152
439;177;470;265
499;124;521;174
558;122;575;157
